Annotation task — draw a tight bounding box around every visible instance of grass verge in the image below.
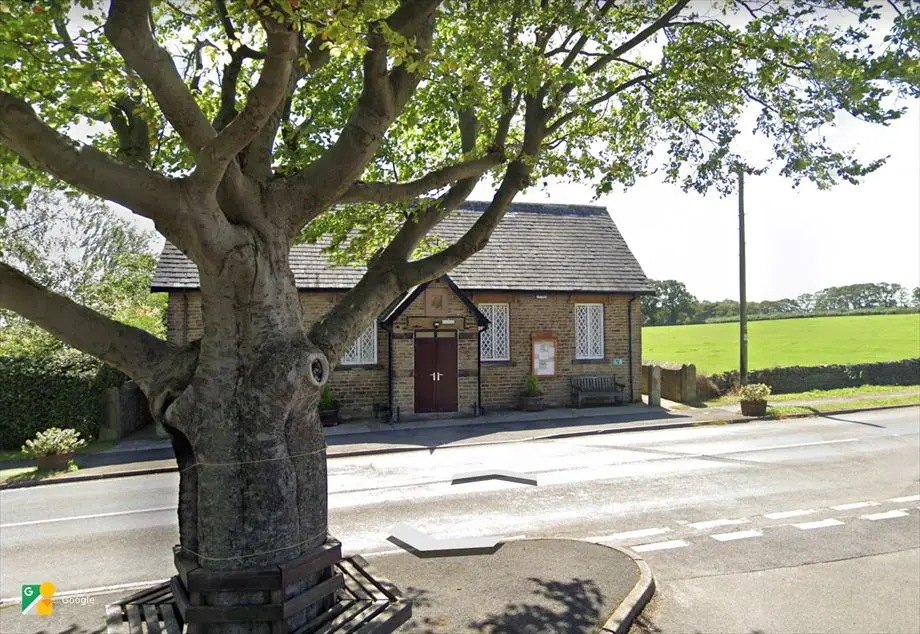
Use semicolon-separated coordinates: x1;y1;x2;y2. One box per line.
705;384;920;407
767;395;920;419
0;461;79;484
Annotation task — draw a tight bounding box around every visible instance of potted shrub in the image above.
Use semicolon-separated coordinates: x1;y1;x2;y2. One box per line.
739;383;771;416
21;427;86;471
519;374;545;412
318;385;341;426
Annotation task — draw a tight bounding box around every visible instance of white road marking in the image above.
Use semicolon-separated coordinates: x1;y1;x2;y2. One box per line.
0;506;176;529
632;539;688;552
794;518;845;530
689;518;750;530
587;527;671;542
711;529;762;541
831;501;879;511
862;509;910;521
764;509;816;520
710;438;859;455
0;579;169;606
888;495;920;503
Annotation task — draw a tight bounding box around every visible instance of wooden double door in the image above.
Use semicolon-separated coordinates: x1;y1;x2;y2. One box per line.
414;330;458;413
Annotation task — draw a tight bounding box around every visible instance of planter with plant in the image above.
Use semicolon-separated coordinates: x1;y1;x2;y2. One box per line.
519;374;545;411
318;385;341;426
21;427;86;471
739;383;771;416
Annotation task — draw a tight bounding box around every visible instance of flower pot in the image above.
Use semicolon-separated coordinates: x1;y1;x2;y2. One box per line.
740;399;767;416
36;452;74;471
319;406;340;427
519;394;545;412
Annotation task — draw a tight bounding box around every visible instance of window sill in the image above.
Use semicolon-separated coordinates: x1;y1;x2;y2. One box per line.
481;359;514;366
572;358;607;364
337;363;383;371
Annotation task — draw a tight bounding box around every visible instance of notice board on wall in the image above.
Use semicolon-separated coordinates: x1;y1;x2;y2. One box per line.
531;331;557;376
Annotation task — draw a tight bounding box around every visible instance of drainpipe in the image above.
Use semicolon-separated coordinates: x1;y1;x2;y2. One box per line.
381;322;395;422
477;324;487;415
627;295;637;402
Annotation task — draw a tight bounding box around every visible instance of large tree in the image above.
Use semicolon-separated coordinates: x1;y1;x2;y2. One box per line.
0;0;916;630
642;279;699;325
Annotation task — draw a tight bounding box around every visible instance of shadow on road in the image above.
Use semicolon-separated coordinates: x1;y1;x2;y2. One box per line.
326;409;691;453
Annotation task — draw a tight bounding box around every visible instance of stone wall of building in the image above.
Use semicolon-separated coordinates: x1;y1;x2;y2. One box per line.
300;292;389;420
166;292;203;345
164;285;645;420
474;292;642;410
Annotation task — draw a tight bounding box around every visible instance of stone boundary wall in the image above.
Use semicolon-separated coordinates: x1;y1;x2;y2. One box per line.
98;382;154;442
708;358;920;394
641;363;696;403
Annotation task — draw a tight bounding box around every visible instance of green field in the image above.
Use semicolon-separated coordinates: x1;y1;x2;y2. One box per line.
643;313;920;374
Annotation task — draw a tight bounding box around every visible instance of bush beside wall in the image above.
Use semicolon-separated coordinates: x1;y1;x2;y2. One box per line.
709;358;920;395
0;354;126;450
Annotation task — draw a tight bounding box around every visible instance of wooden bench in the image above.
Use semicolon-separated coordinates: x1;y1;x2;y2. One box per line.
105;554;410;633
571;374;625;408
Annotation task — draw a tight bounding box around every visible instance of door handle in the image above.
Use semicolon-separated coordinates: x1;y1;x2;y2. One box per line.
430;372;438;381
436;372;443;380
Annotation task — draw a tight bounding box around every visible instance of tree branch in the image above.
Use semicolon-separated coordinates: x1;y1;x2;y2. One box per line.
0;91;179;226
337;153;504;204
399;94;546;284
585;0;691;75
194;20;298;188
0;262;176;394
308;96;489;359
281;0;442;234
553;0;691;104
211;45;262;132
242;32;331;180
556;0;617;71
546;71;658;134
106;0;216;157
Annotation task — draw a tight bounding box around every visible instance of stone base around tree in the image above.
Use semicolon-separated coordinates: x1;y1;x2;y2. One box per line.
104;537;410;633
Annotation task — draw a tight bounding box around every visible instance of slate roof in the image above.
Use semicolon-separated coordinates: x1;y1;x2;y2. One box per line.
151;200;651;294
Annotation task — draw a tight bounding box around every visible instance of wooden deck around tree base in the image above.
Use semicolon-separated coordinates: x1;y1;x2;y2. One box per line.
105;555;410;633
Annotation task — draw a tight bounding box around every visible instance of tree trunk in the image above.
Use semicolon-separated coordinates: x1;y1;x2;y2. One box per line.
159;233;333;633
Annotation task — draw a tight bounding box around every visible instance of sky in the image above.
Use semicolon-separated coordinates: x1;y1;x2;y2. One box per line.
472;100;920;303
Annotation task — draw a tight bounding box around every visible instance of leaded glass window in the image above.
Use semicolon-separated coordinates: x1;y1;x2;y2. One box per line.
479;303;510;361
341;323;377;365
575;303;604;359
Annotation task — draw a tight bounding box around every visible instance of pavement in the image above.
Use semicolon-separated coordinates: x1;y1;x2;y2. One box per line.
367;538;652;634
1;390;917;488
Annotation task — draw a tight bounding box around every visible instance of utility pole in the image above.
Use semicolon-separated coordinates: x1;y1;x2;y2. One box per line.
738;165;748;386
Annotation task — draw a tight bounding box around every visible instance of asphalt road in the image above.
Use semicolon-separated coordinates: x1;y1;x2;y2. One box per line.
1;407;918;633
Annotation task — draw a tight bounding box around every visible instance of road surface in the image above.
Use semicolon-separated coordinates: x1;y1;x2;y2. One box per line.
2;407;918;632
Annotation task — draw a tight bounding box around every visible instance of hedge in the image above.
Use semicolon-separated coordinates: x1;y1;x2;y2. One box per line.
701;306;918;324
708;358;920;395
0;354;126;450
